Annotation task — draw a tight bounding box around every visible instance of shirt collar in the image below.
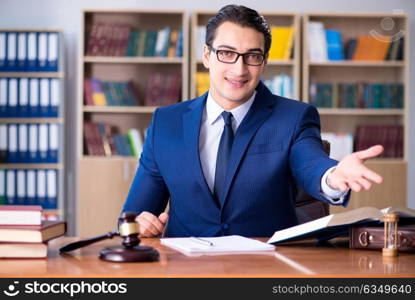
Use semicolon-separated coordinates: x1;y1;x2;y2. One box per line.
205;91;256;127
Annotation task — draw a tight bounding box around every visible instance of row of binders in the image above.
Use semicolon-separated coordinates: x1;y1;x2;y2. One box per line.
0;77;60;118
0;124;59;163
0;169;58;209
0;31;60;72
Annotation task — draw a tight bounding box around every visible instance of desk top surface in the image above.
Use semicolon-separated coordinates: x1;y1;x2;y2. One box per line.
1;237;414;277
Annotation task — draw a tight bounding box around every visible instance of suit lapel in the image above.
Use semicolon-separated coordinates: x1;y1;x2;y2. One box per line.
182;93;219;207
220;82;276;207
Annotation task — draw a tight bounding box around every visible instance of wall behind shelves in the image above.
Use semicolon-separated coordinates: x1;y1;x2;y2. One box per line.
1;0;414;234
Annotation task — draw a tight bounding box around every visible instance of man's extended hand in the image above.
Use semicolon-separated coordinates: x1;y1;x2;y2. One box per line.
135;211;169;237
328;145;384;192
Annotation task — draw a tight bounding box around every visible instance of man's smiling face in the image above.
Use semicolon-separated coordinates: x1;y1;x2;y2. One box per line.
202;21;267;110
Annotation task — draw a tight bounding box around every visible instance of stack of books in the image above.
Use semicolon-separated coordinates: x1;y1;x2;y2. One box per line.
83;122;144;157
0;205;66;258
307;22;403;62
309;82;404;109
85;23;183;58
84;78;140;106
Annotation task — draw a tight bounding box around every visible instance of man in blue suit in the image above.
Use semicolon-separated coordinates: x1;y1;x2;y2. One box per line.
122;5;383;237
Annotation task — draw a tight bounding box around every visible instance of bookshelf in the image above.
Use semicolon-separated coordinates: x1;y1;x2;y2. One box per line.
77;9;188;236
190;11;300;100
302;12;409;212
0;29;65;220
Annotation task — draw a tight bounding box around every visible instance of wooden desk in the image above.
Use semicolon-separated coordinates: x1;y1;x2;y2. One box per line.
1;237;414;277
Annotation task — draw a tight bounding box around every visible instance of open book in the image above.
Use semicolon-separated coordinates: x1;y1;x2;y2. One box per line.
267;206;415;244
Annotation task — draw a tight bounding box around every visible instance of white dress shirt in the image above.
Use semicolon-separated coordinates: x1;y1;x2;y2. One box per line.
198;92;347;203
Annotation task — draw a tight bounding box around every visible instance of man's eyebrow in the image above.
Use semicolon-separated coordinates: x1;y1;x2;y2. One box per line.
216;45;264;53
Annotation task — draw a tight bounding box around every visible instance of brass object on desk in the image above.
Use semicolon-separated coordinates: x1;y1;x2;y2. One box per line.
382;213;399;257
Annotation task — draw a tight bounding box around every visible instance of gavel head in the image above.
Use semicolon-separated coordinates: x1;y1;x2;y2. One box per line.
118;212;140;248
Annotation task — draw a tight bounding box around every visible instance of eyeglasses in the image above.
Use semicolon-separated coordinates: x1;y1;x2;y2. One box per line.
209;46;265;66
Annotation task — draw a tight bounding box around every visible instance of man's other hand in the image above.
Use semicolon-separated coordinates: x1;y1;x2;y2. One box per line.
135;211;169;237
328;145;384;192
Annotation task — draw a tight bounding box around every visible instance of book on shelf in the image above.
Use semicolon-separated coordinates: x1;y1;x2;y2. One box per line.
1;169;58;209
161;235;275;255
0;123;60;163
267;206;415;244
0;31;59;72
0;205;42;225
325;29;344;61
144;72;181;106
86;23;183;57
355;124;403;158
309;82;403;109
84;78;140;106
0;77;61;118
263;74;294;98
195;72;209;97
83;121;145;157
0;241;48;258
307;21;328;62
0;220;66;243
352;35;391;61
268;26;294;60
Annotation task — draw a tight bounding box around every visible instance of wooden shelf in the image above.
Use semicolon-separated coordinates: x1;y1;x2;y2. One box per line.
81;156;138;162
309;61;404;67
318;108;404;115
0;72;64;78
83;106;157;113
0;164;63;170
84;56;183;64
0;118;64;124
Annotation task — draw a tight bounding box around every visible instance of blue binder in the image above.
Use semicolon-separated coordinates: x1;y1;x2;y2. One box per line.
7;124;18;163
48;124;59;163
49;79;59;117
18;78;30;117
6;169;17;205
0;32;6;71
26;170;37;205
37;32;48;72
18;124;29;163
36;169;46;208
28;124;39;163
27;32;37;72
16;170;26;205
6;32;18;71
47;32;59;72
46;169;58;209
0;170;5;205
39;78;49;117
17;32;27;71
0;124;7;163
38;124;48;162
29;78;40;117
7;78;19;117
0;78;7;117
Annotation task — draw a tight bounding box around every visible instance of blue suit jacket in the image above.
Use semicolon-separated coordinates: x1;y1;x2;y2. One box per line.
123;82;349;237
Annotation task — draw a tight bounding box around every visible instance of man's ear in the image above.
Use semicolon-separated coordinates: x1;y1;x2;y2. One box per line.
202;44;210;69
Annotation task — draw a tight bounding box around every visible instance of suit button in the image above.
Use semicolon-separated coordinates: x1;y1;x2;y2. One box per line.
221;223;229;230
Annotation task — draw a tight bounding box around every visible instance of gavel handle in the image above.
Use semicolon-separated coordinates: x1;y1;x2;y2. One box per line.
59;231;119;252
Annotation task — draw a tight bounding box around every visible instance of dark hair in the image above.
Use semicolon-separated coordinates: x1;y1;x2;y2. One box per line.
206;5;271;54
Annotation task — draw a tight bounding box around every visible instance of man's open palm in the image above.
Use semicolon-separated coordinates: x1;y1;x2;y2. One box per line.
329;145;384;192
